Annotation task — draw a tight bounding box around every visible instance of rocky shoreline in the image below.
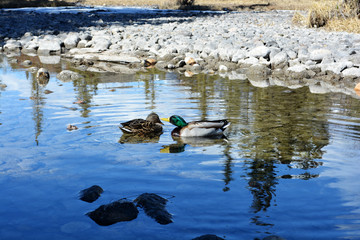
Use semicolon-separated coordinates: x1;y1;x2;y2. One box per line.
1;7;360;97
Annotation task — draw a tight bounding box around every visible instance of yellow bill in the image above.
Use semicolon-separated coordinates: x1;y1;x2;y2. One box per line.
160;117;170;122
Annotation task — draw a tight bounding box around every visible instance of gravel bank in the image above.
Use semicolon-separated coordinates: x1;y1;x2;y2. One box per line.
1;7;360;97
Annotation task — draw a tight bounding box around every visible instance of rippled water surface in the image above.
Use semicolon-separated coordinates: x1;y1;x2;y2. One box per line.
1;54;360;240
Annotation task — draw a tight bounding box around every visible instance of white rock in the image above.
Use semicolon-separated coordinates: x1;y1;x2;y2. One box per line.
64;34;80;49
271;51;288;68
239;57;259;65
248;46;271;58
4;40;22;52
57;70;83;82
287;64;307;72
219;65;228;72
37;39;61;55
342;67;360;77
310;49;332;62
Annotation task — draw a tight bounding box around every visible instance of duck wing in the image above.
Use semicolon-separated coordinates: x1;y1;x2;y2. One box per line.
180;120;230;137
121;118;147;129
188;120;230;130
120;118;162;135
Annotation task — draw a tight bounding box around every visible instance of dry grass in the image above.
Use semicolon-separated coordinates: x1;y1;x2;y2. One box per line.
79;0;313;10
326;17;360;33
292;0;360;33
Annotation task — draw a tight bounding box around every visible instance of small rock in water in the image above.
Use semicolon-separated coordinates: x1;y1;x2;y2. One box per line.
36;68;50;86
44;90;53;94
67;124;78;131
144;58;157;67
73;100;86;104
263;235;286;240
134;193;173;225
192;234;225;240
79;185;104;203
57;70;83;82
87;200;139;226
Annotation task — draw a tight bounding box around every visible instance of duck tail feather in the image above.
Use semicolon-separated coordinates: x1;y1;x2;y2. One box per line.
221;121;231;130
119;126;133;133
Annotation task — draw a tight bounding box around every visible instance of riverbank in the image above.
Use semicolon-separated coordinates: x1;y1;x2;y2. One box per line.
1;7;360;97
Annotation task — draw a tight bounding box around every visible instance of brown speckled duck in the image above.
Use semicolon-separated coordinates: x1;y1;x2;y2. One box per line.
119;112;163;136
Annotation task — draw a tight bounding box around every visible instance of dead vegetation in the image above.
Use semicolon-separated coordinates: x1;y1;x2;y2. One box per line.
292;0;360;33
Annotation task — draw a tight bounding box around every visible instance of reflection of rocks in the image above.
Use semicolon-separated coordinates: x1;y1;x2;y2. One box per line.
87;200;138;226
192;234;224;240
119;133;160;144
134;193;173;225
79;185;103;203
39;55;60;64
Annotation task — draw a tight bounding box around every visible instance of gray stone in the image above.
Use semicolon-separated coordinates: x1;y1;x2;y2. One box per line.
37;39;61;55
239;57;259;67
271;51;288;69
22;41;38;54
247;64;271;77
3;40;22;52
248;46;271;59
310;49;332;62
342;67;360;77
57;70;83;82
64;34;81;49
321;61;353;74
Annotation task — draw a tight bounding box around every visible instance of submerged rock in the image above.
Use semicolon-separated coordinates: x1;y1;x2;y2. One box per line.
36;68;50;86
87;200;138;226
263;235;286;240
79;185;104;203
134;193;172;225
192;234;225;240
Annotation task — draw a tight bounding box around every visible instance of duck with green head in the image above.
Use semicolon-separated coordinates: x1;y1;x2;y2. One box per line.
161;115;230;137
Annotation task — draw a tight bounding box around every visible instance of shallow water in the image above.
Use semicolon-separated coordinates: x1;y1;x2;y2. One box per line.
1;54;360;240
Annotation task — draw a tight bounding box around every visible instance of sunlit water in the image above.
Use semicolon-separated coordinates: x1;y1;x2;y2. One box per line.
1;54;360;240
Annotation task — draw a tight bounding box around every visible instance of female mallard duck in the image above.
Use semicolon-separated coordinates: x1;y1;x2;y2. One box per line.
120;112;163;136
161;115;230;137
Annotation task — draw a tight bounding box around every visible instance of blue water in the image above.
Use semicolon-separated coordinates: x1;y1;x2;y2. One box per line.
1;54;360;240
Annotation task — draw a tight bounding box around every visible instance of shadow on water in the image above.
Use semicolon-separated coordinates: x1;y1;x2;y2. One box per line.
0;5;224;41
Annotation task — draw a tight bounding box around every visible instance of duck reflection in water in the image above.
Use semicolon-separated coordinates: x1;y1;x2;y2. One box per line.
160;135;228;153
119;112;163;144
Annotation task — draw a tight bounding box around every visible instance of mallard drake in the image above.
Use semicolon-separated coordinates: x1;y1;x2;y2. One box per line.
119;112;163;136
160;115;230;137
